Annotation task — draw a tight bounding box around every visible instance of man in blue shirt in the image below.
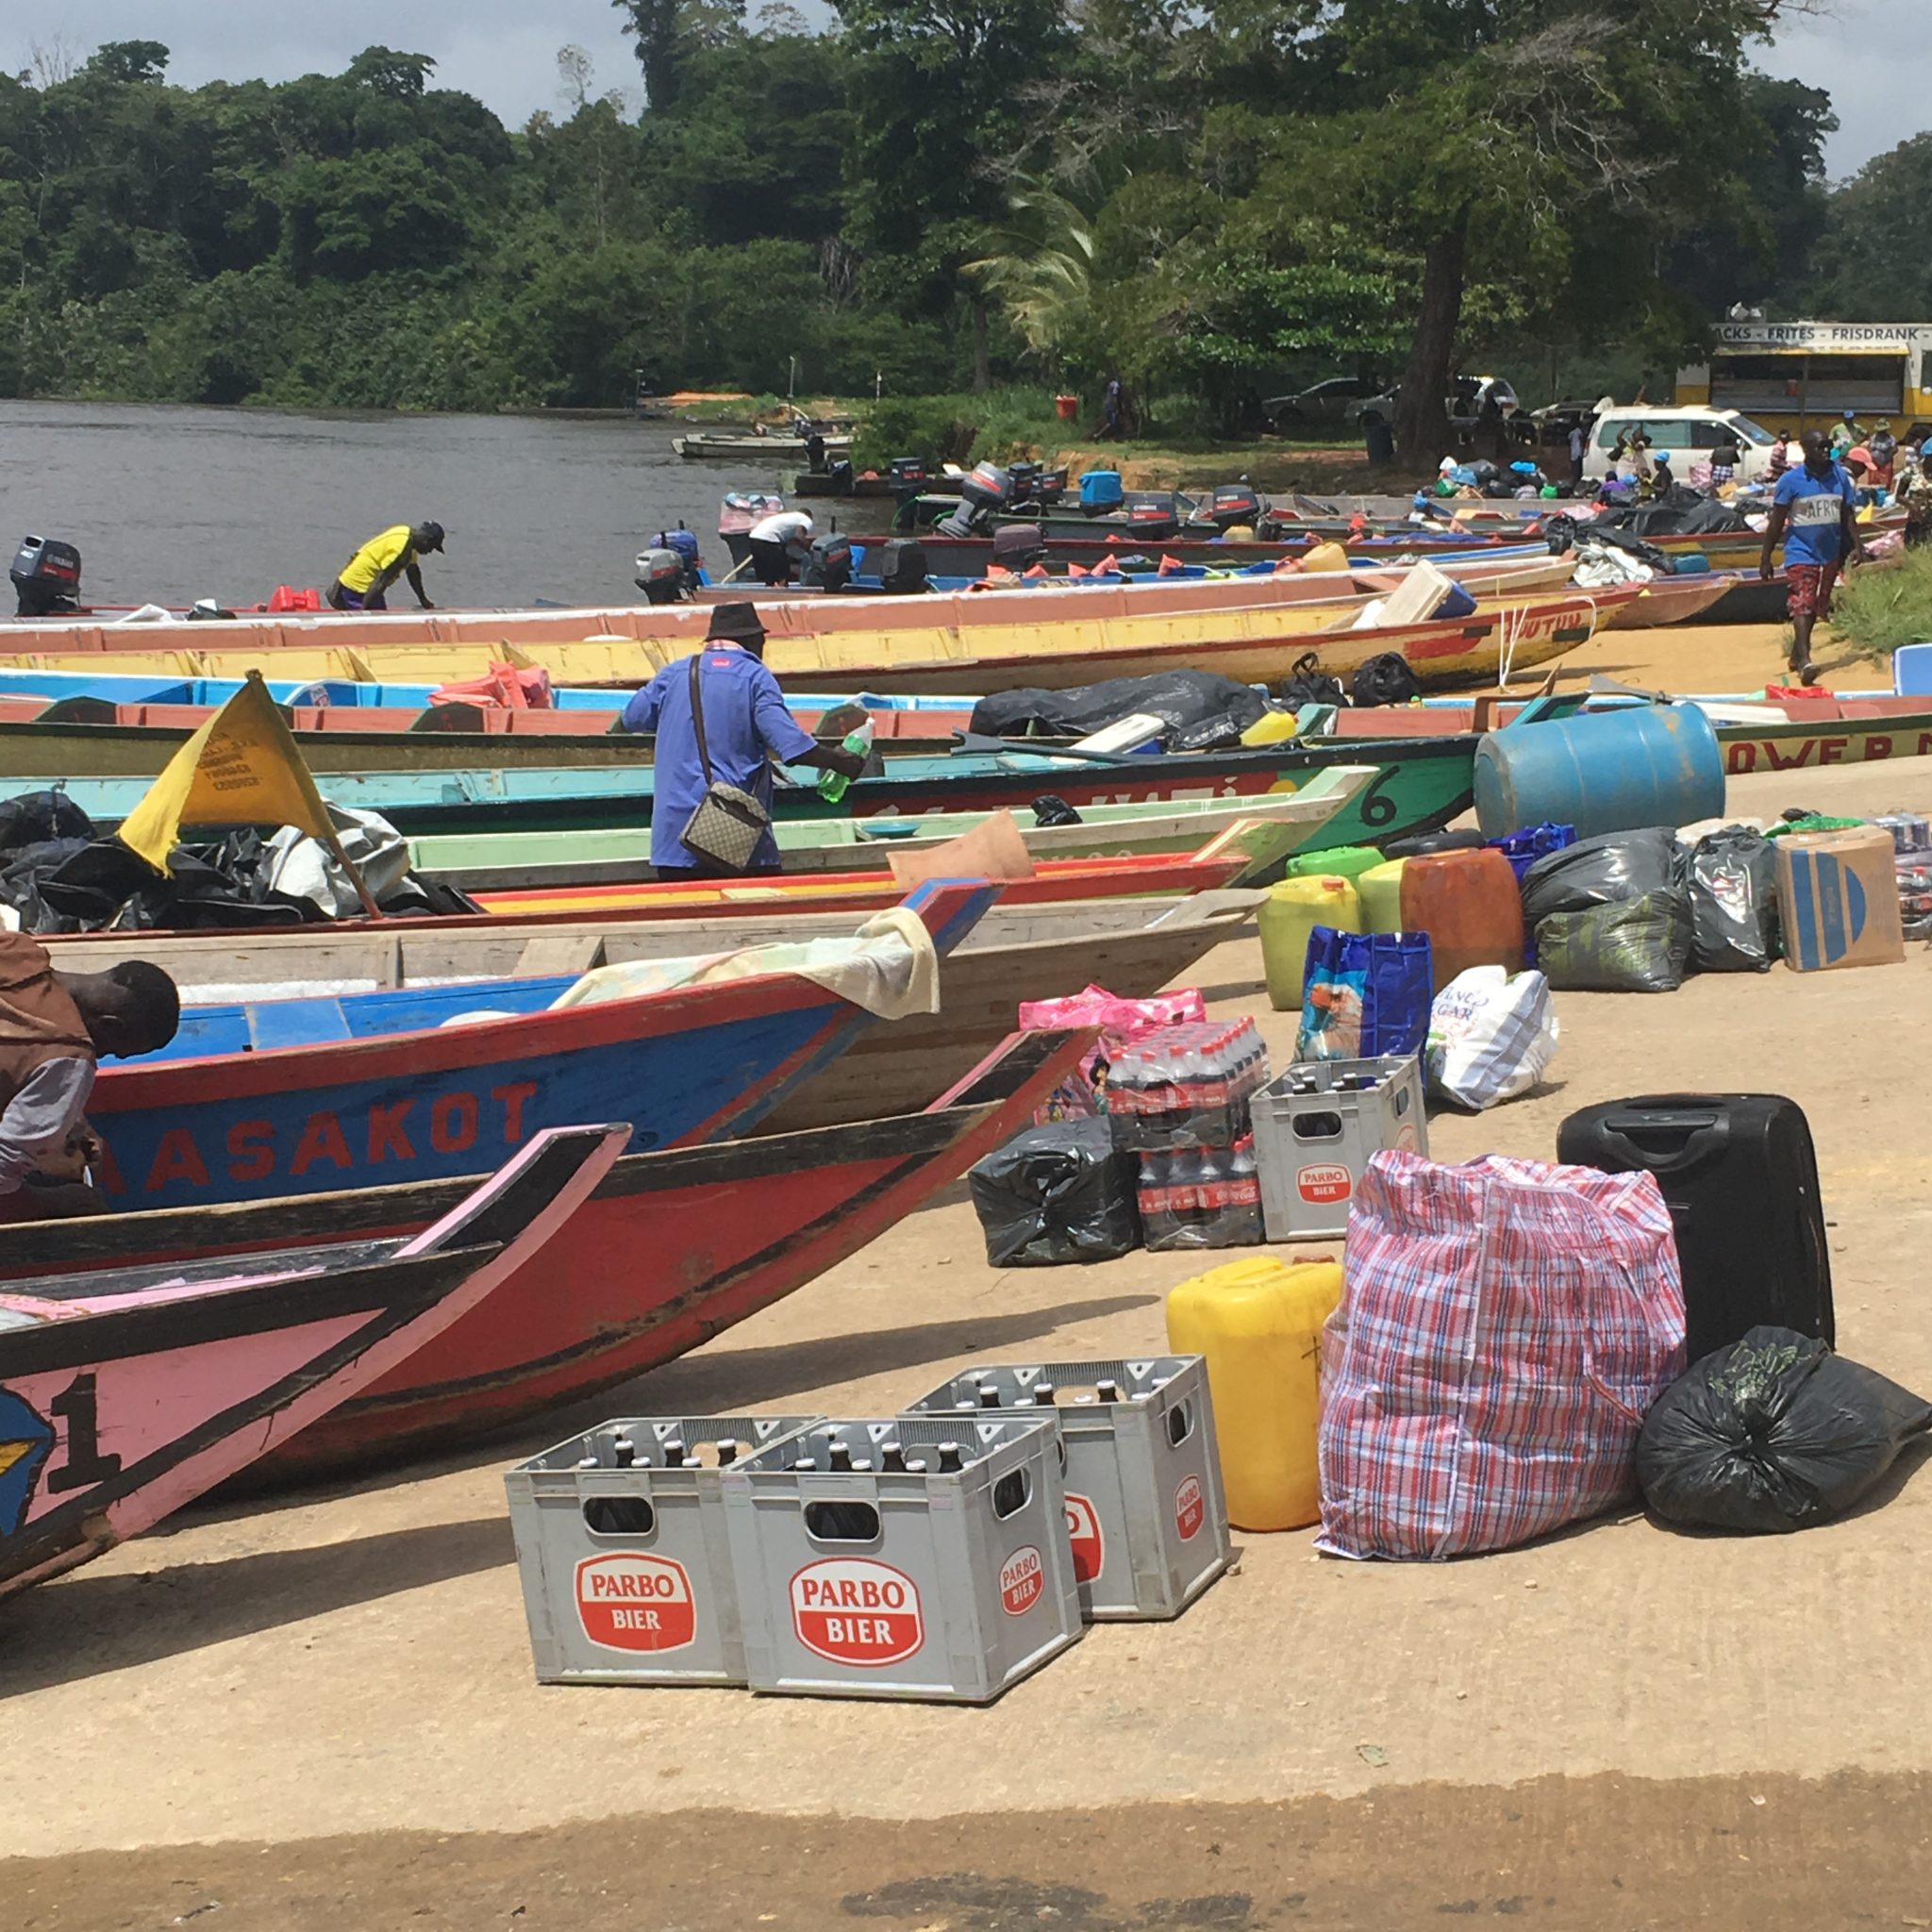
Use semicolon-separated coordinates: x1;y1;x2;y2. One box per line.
620;603;865;877
1760;428;1869;680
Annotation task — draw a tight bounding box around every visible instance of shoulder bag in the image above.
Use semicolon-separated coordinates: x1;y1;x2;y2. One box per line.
677;653;771;871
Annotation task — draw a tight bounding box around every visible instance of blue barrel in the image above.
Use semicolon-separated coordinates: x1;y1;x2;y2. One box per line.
1474;704;1723;840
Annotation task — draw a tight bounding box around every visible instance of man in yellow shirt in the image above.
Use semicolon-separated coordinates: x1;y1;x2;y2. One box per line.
327;521;445;610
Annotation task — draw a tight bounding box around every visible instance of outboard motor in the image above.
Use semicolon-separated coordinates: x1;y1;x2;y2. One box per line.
875;540;930;594
11;536;82;618
803;531;855;591
991;523;1046;573
1078;469;1124;514
958;460;1013;515
1031;467;1068;506
635;547;688;605
1202;482;1264;531
648;525;704;591
1120;492;1182;541
889;456;928;487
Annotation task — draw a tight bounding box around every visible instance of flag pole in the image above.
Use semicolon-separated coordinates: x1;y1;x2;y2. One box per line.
324;825;387;921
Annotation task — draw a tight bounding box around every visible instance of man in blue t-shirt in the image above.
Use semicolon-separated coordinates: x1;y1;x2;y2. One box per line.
620;603;865;877
1760;428;1869;679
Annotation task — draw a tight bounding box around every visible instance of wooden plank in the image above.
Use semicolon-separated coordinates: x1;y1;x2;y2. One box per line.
513;933;608;977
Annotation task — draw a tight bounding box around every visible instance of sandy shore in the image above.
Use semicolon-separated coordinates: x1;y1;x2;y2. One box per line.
5;708;1930;1930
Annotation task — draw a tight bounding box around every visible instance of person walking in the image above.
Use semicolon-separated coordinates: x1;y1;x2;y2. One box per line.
1760;427;1869;681
618;603;865;880
0;936;179;1219
327;521;444;611
1566;419;1587;491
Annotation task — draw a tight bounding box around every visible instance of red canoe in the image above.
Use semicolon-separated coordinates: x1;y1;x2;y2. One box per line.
0;1031;1089;1483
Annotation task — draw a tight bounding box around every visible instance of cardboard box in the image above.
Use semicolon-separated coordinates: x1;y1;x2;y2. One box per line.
1775;827;1906;972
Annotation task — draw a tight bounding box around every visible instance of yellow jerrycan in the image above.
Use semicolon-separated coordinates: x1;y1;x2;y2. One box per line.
1259;876;1362;1010
1356;856;1408;934
1165;1256;1344;1531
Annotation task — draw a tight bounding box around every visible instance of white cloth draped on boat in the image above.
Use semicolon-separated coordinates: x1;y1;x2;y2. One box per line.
546;906;941;1022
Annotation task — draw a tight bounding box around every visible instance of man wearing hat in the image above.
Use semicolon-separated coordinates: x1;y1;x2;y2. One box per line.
619;603;867;877
327;520;446;610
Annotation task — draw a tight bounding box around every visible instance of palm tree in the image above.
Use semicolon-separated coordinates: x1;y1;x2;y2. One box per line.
963;181;1097;374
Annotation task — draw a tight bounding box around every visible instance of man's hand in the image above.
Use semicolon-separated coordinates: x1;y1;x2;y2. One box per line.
1758;556;1777;582
825;746;866;781
1853;545;1874;569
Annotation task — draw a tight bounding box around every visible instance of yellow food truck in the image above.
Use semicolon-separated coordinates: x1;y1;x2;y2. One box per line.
1676;320;1932;435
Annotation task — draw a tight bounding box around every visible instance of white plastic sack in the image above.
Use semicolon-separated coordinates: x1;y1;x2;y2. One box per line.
1572;544;1652;588
1424;965;1558;1110
263;804;414;916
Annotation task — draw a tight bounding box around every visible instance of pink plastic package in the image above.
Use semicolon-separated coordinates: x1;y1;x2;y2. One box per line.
1018;983;1208;1121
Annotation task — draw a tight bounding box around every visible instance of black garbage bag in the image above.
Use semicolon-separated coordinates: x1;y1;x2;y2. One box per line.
1030;794;1083;827
1687;826;1778;972
968;671;1268;741
968;1118;1141;1267
1278;652;1347;709
1169;712;1246;753
1521;826;1684;927
1350;653;1423;709
0;790;95;855
1535;888;1694;992
1638;1328;1932;1532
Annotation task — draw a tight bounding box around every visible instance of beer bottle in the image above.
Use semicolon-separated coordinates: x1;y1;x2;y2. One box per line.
715;1437;739;1467
937;1441;963;1474
612;1435;636;1468
827;1441;855;1473
662;1435;687;1465
1032;1383;1057;1406
880;1441;908;1473
978;1381;1003;1408
1097;1378;1122;1404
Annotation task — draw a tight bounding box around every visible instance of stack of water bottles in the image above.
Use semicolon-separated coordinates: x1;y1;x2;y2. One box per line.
1108;1019;1270;1251
1878;811;1932;941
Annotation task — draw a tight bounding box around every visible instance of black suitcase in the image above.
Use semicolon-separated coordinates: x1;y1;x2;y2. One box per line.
1556;1094;1833;1364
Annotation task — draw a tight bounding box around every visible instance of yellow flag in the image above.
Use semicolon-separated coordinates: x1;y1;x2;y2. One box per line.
118;672;339;874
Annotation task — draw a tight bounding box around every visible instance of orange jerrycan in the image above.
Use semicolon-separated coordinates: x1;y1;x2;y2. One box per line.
1397;848;1525;991
1165;1256;1343;1531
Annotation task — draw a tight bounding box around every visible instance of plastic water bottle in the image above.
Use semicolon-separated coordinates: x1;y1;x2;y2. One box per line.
815;718;875;803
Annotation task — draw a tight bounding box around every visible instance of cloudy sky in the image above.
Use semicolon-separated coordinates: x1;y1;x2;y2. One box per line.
13;1;1912;177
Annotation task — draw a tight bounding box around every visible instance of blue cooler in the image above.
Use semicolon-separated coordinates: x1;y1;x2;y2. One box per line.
1079;470;1124;510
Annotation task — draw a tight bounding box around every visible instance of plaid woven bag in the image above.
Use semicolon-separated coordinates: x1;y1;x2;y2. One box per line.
1318;1150;1686;1559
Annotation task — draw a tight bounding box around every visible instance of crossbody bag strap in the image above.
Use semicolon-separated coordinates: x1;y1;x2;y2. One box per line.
687;652;715;789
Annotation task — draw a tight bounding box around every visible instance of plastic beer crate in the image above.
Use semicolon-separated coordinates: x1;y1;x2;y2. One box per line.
722;1416;1082;1704
903;1357;1229;1622
1249;1054;1426;1241
505;1414;820;1687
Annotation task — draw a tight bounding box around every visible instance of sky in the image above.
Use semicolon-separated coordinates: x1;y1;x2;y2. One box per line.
10;0;1912;176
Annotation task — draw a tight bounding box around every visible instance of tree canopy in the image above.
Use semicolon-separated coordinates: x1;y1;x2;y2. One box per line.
0;9;1905;420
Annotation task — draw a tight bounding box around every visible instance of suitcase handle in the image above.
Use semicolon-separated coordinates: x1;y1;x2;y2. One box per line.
1592;1108;1730;1174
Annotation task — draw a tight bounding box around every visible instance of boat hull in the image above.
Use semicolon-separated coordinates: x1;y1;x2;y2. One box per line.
0;1035;1088;1482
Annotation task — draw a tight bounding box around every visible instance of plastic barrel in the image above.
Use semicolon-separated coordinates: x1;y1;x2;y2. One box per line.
1473;703;1724;841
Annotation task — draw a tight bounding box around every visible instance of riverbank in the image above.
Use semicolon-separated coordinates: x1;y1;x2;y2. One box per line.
6;741;1931;1930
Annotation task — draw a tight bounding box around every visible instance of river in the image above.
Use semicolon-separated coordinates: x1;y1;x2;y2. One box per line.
0;400;897;612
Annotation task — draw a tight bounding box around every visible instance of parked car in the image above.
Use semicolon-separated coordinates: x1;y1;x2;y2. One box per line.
1581;407;1779;483
1355;375;1537;444
1260;376;1386;430
1532;400;1601;446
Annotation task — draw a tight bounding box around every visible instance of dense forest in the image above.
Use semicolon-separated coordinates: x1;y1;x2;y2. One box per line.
0;3;1922;450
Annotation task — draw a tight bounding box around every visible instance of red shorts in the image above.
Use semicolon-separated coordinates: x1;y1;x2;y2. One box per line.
1786;561;1840;620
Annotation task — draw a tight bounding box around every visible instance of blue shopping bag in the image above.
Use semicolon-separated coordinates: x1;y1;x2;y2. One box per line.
1295;925;1434;1062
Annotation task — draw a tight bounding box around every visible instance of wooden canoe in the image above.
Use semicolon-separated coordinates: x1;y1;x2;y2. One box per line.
54;891;1263;1135
0;1033;1090;1481
407;770;1374;891
30;737;1467;842
83;880;995;1211
0;1125;625;1591
0;584;1633;694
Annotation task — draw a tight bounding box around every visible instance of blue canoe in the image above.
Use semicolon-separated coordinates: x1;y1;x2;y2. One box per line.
83;878;996;1211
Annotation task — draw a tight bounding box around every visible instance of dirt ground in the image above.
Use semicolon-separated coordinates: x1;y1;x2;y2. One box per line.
7;717;1932;1929
1551;614;1879;696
